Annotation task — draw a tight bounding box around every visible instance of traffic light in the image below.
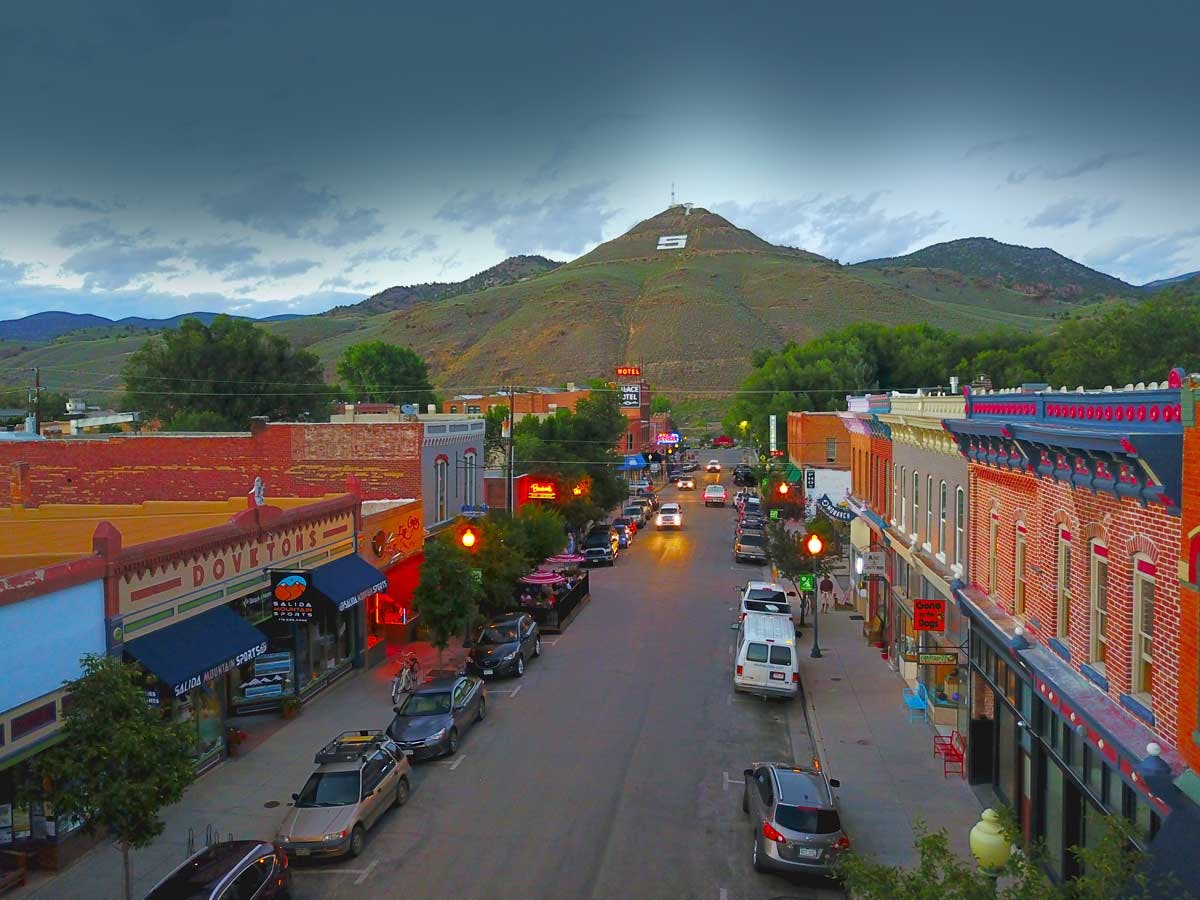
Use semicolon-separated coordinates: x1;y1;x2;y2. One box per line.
805;533;824;557
460;526;478;550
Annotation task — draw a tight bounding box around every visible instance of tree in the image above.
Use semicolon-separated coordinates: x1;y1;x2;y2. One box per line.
483;404;510;465
24;655;194;900
516;503;567;562
336;341;437;408
413;537;481;660
470;515;530;617
123;315;333;425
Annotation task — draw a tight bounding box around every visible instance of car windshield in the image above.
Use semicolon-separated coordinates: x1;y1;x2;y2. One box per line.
397;692;452;716
738;534;765;546
623;507;642;516
661;506;680;514
476;625;518;645
145;844;258;899
775;804;841;834
296;770;360;808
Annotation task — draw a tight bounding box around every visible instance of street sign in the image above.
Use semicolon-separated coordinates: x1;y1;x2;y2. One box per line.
769;509;780;520
795;573;816;592
769;415;778;453
470;568;483;585
460;503;489;518
918;651;958;666
805;469;816;490
913;598;947;632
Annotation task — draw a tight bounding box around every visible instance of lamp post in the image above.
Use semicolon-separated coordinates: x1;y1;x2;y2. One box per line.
806;532;824;658
969;807;1011;897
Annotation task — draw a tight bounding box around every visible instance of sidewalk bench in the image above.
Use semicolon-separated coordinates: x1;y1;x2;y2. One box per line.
902;683;929;723
941;732;966;778
933;729;962;757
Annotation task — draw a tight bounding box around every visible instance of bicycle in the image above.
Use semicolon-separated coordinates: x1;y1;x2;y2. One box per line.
390;653;422;704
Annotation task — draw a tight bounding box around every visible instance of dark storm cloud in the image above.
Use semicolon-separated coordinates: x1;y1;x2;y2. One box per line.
60;243;178;290
963;134;1035;159
0;257;30;284
185;240;261;273
308;207;385;248
204;172;336;238
1027;197;1122;229
347;232;440;268
437;182;617;255
227;258;321;282
0;192;115;213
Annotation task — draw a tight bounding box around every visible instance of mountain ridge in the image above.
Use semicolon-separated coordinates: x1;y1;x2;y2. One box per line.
0;310;301;342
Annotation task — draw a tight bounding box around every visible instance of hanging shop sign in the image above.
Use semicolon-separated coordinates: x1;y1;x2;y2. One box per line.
860;550;887;577
620;384;642;408
528;481;558;501
918;651;958;666
817;495;856;521
271;571;315;622
806;469;816;490
616;365;642;378
913;598;947;632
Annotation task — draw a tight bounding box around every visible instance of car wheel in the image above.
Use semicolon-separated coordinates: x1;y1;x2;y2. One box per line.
446;727;459;756
349;824;365;858
752;833;767;872
515;654;525;678
477;696;487;721
394;775;410;808
533;636;542;657
742;785;749;814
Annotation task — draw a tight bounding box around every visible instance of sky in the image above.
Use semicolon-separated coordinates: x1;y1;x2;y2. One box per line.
1;0;1198;321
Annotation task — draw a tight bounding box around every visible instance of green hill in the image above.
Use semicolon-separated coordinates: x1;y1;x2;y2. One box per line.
0;208;1111;399
854;236;1136;303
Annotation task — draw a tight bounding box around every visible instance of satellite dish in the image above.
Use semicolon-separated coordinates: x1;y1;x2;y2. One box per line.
400;404;418;415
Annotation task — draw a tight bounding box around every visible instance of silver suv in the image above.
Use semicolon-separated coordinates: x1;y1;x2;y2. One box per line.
742;762;848;875
276;730;412;860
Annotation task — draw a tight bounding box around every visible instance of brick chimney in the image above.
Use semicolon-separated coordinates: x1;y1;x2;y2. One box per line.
9;461;32;507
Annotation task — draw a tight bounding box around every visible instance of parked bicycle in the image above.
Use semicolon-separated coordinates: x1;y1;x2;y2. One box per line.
390;653;422;704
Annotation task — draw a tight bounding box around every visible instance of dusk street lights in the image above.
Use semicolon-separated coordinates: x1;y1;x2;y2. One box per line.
969;807;1011;896
806;532;824;658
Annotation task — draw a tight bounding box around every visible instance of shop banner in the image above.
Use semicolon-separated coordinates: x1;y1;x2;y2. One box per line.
913;598;947;632
817;495;856;521
271;571;315;622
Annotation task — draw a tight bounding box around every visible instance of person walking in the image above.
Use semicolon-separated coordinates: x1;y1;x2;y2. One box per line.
819;574;835;613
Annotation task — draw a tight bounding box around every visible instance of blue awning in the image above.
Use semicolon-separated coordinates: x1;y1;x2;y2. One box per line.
309;554;388;613
126;605;269;698
619;453;648;471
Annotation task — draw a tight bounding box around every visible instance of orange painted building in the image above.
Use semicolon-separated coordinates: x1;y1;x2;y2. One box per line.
786;412;851;470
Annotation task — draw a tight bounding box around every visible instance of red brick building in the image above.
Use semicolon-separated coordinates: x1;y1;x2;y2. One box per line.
787;411;851;470
945;374;1199;883
1;419;422;506
1177;378;1200;774
442;387;589;416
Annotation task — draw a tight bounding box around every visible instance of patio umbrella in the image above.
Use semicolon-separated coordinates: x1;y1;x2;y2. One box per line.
545;553;585;564
520;571;566;585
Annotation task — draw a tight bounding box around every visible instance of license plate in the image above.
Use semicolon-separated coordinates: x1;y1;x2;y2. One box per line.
483;669;493;675
295;849;311;857
793;846;819;858
770;671;786;681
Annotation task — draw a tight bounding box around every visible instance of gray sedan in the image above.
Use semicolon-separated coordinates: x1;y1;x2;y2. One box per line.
387;676;487;761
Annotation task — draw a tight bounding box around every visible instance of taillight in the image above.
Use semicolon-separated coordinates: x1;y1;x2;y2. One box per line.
792;672;799;683
278;851;288;869
834;835;851;850
736;665;743;676
762;820;787;843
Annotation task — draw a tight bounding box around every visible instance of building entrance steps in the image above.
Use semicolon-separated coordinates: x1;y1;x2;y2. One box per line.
788;575;984;869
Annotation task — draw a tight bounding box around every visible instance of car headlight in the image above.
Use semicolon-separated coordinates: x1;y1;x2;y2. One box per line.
323;830;348;841
429;727;447;741
503;650;517;661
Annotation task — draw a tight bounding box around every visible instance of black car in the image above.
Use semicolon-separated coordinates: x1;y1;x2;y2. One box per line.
467;614;541;678
388;676;487;760
682;461;700;473
145;841;291;900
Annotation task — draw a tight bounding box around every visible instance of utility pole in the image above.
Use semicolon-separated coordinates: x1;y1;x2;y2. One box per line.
507;384;516;517
30;367;41;434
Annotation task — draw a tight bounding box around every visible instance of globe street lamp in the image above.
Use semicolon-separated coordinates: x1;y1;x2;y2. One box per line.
805;532;824;658
969;807;1011;896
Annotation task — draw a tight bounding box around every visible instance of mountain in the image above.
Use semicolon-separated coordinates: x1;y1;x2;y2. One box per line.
329;254;563;316
854;237;1136;302
0;310;301;342
1142;271;1200;291
0;209;1137;399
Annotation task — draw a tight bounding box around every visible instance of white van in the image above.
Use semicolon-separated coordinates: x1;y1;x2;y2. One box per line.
734;612;800;699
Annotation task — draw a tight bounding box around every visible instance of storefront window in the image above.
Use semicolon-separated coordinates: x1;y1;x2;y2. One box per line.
1043;747;1066;879
295;603;353;690
171;682;224;765
232;588;274;626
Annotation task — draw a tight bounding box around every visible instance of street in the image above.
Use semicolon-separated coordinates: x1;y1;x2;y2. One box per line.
288;451;841;900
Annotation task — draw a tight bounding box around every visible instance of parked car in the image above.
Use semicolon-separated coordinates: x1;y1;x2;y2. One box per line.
682;461;700;473
733;531;767;563
146;841;292;899
734;613;799;698
629;497;656;521
655;502;683;529
707;459;722;473
677;476;696;490
613;524;631;548
275;731;412;860
627;480;652;493
467;614;541;678
743;762;847;875
587;524;621;553
612;514;638;536
583;544;615;567
737;515;767;534
388;676;487;760
736;581;800;627
623;504;650;526
704;484;728;507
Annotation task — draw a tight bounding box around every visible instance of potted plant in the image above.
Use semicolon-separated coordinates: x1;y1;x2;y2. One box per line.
279;696;301;720
225;726;248;756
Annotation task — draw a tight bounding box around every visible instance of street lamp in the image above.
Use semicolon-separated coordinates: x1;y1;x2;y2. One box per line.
969;808;1011;896
805;532;824;658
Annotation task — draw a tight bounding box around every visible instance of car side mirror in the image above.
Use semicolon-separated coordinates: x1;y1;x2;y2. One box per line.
393;706;401;714
291;792;299;801
730;622;740;630
743;768;753;779
829;778;841;788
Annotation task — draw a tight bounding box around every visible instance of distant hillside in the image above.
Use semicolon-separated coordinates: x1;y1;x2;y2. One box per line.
855;237;1136;302
330;254;564;316
0;310;301;342
1143;271;1200;291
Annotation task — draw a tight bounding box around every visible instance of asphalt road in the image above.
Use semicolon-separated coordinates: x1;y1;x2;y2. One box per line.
291;449;841;900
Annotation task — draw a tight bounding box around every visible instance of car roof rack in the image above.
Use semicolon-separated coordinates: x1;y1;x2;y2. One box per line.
315;729;389;765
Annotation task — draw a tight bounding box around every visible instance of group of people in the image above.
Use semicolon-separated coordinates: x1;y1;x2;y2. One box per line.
517;570;582;607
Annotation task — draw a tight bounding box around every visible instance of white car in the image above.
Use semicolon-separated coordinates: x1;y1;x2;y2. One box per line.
707;459;722;473
704;484;728;507
656;503;683;529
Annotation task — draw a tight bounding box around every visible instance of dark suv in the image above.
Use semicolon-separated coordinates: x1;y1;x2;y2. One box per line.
146;840;291;899
742;763;848;876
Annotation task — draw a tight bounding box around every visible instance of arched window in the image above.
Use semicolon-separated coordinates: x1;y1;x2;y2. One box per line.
435;457;449;522
1132;556;1155;696
1090;541;1108;667
1056;529;1072;638
893;464;900;523
1014;526;1027;615
464;451;478;506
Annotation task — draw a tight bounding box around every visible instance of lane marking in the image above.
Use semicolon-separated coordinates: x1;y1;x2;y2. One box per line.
293;868;370;876
541;639;558;646
509;684;523;698
449;755;467;771
354;860;379;885
720;889;729;900
722;771;745;791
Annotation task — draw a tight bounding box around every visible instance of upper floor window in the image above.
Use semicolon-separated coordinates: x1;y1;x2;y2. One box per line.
925;475;933;545
911;471;920;536
1132;559;1155;696
449;405;458;414
938;481;948;556
826;438;837;464
1056;530;1072;638
955;488;965;569
467;405;481;415
988;515;999;594
464;451;478;506
626;433;634;451
899;466;907;529
1090;542;1108;667
893;464;900;523
435;458;449;522
1014;528;1027;616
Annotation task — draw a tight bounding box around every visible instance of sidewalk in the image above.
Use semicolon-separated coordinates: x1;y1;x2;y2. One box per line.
790;582;983;868
12;640;467;900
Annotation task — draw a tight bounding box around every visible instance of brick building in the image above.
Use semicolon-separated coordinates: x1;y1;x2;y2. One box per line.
1174;378;1200;775
787;411;850;470
0;419;423;506
945;374;1200;884
441;386;589;417
839;395;893;622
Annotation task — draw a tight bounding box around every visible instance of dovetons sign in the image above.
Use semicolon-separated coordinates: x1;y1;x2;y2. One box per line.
657;235;687;250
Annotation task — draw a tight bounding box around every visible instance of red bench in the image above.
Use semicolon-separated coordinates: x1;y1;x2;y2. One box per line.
938;732;965;778
933;729;961;757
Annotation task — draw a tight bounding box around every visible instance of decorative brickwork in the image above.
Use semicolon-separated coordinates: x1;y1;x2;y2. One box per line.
787;412;851;470
1178;383;1200;769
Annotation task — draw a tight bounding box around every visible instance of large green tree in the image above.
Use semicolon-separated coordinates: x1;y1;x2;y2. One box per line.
25;655;195;900
123;315;333;428
414;537;482;659
336;341;437;408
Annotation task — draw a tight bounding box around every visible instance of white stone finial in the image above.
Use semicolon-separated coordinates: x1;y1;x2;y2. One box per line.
1013;625;1024;636
1147;742;1162;757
